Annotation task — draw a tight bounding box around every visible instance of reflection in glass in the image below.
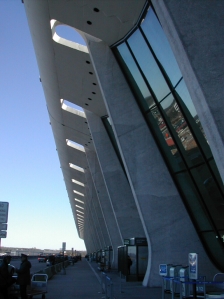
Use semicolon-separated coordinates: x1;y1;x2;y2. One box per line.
117;43;155;110
149;107;185;172
175;79;209;144
141;7;182;86
128;246;136;275
160;95;204;167
151;107;176;153
127;29;170;101
191;165;224;230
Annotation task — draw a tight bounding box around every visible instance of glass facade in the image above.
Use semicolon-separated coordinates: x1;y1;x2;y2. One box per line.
112;5;224;270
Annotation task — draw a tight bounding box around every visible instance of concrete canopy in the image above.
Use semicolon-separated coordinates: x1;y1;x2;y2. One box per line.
24;0;146;241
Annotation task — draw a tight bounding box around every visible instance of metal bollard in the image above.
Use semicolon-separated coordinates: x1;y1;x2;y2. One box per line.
108;280;114;299
105;276;114;299
99;273;114;299
99;272;106;297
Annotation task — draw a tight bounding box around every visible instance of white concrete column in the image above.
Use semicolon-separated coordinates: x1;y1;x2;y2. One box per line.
85;147;123;268
84;208;100;252
85;111;145;239
85;168;111;248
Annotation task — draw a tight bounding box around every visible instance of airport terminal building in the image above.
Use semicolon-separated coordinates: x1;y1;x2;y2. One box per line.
23;0;224;286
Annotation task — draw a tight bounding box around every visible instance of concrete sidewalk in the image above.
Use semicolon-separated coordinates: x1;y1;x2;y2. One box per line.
44;259;163;299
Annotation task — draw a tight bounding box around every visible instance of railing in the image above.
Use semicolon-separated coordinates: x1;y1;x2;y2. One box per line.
162;276;224;299
37;260;70;279
100;272;114;299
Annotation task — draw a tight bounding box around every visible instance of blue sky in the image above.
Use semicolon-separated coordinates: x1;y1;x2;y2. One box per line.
0;1;86;251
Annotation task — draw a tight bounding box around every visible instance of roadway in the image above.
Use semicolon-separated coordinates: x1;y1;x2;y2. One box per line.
10;256;47;274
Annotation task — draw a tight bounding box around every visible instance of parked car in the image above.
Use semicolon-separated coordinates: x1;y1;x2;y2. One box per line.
38;255;47;263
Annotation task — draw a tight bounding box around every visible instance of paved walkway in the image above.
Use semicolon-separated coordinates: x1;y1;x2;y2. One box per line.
44;259;163;299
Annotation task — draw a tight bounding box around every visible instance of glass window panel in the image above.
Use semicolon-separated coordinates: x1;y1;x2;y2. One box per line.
191;165;224;230
160;95;204;167
128;246;136;275
117;43;155;110
175;79;211;151
147;107;185;172
141;7;182;86
175;172;213;231
138;247;148;276
127;29;170;101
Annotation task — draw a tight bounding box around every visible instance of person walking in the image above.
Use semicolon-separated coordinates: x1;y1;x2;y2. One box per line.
0;255;13;299
127;255;132;275
15;254;32;299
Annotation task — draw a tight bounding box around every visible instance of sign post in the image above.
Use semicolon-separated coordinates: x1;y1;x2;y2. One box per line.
0;224;7;231
0;202;9;250
189;253;198;299
0;202;9;223
62;242;66;275
0;231;7;238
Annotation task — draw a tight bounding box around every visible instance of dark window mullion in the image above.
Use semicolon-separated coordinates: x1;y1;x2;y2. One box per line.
139;26;175;90
125;40;158;107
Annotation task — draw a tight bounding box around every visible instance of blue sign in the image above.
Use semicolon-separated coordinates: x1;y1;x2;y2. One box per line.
159;264;167;276
188;253;198;280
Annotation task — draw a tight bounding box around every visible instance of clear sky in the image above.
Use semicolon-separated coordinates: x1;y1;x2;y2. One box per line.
0;1;86;251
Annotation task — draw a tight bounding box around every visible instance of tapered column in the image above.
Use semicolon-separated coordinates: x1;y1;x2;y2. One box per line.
85;168;111;248
86;111;145;239
85;147;122;268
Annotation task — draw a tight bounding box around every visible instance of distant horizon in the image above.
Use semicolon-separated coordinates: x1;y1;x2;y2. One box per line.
0;245;86;252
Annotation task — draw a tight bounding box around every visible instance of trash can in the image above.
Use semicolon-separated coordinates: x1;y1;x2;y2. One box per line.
159;264;174;293
179;266;189;298
169;265;182;294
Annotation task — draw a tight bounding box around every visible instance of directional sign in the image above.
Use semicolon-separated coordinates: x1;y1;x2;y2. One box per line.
0;223;7;230
0;231;7;238
189;253;198;280
0;202;9;223
159;264;168;276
